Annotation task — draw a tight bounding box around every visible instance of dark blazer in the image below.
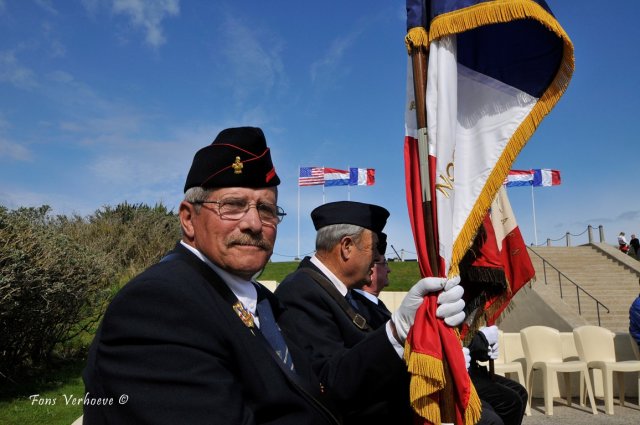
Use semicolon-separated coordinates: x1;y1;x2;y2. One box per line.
83;244;339;425
274;257;412;425
350;290;392;331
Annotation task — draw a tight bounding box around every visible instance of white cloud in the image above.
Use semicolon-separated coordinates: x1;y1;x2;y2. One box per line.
310;27;363;85
0;138;32;161
112;0;180;48
0;50;38;89
218;15;286;105
34;0;58;15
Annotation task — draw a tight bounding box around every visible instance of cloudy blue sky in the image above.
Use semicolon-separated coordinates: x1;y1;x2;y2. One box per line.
1;0;638;261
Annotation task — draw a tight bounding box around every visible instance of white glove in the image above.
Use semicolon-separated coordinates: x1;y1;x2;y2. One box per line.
435;276;465;327
462;347;471;370
480;325;499;346
488;341;499;360
392;277;448;343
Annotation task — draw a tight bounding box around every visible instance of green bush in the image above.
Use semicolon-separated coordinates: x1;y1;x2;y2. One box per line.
0;206;112;378
56;202;180;280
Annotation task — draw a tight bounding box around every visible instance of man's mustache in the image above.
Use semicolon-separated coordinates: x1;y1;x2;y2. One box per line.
227;234;273;250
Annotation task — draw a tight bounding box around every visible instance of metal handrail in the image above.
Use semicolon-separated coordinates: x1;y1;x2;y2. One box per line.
526;246;610;326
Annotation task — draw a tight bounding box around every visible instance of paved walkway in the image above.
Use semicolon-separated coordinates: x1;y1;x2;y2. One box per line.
523;397;640;424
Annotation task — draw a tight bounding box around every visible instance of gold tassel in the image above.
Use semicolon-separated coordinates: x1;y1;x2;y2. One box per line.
404;348;446;424
464;381;483;425
405;26;429;54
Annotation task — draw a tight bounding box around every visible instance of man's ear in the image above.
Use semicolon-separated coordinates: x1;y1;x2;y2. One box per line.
179;201;196;240
339;235;354;260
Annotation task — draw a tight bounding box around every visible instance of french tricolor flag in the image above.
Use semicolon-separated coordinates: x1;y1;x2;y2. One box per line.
349;168;375;186
533;169;561;187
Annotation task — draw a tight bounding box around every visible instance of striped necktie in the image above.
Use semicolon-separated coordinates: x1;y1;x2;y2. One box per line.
256;298;296;372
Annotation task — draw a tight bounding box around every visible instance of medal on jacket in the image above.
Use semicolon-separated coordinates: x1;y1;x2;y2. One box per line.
232;302;255;328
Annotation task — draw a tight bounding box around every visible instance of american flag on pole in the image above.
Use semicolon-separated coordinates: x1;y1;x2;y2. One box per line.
298;167;324;186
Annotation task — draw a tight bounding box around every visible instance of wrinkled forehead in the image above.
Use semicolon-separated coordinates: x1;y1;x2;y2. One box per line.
208;186;277;201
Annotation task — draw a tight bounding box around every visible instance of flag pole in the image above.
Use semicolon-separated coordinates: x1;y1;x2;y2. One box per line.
531;184;538;245
322;165;326;204
347;164;351;201
297;166;301;260
409;35;456;424
410;46;439;276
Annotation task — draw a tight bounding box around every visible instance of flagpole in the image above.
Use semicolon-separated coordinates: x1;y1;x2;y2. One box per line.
347;164;351;201
531;184;538;245
297;166;301;260
410;47;439;276
322;165;326;204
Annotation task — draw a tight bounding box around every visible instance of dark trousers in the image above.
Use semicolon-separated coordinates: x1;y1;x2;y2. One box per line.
471;366;528;425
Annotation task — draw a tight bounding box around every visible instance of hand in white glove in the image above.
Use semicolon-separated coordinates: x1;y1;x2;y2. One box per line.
391;277;448;343
435;276;465;327
480;325;499;346
488;342;499;360
462;347;471;370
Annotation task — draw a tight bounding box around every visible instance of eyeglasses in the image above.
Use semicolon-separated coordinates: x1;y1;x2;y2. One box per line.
193;198;286;225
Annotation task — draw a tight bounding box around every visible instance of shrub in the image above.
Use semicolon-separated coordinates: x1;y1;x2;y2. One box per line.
0;206;112;377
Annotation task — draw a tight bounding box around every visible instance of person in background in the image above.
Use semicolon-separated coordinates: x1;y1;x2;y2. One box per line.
351;232;392;329
618;231;629;253
274;201;466;424
629;234;640;260
629;278;640;349
83;127;340;425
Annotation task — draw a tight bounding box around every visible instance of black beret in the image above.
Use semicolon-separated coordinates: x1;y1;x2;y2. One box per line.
184;126;280;192
377;232;387;255
311;201;389;234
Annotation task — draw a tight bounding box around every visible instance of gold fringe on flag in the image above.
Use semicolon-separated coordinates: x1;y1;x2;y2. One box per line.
425;0;575;277
404;344;445;424
405;26;429;54
465;383;483;425
404;342;482;425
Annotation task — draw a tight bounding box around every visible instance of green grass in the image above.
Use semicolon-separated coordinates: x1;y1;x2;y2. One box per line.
0;260;421;424
259;259;422;291
0;358;85;425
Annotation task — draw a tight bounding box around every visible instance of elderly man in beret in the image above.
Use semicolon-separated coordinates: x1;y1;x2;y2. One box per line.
83;127;340;425
275;201;466;424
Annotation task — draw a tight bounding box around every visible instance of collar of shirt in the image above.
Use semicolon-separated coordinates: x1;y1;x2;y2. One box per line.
310;254;348;296
353;288;379;304
179;241;259;323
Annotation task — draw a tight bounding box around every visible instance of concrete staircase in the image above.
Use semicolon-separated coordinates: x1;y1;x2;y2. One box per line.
520;243;640;332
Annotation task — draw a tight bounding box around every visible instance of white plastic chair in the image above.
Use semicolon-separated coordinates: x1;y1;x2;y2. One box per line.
520;325;598;415
573;326;640;415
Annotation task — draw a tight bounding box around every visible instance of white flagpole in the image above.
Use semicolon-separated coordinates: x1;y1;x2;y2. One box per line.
347;164;351;201
531;184;538;245
322;165;326;204
297;166;301;260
